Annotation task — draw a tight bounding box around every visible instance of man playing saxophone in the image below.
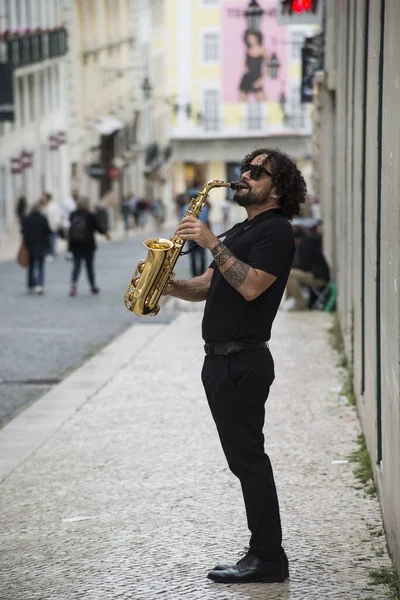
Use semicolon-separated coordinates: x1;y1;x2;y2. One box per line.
164;148;306;584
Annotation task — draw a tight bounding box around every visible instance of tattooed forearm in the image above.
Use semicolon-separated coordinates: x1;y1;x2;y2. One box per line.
222;260;250;289
214;246;233;268
211;242;224;257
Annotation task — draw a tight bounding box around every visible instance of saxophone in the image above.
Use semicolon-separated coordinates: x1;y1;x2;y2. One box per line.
124;179;241;316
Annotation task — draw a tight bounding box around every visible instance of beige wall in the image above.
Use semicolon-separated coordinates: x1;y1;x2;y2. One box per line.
315;0;400;576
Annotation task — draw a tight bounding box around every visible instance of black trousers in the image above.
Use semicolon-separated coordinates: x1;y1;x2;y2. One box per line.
27;253;45;288
71;250;95;288
201;347;282;560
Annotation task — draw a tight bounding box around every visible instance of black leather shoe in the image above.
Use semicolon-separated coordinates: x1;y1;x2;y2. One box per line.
207;552;285;583
214;549;289;579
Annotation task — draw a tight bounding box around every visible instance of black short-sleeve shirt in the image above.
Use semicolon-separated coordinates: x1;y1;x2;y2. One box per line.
202;209;295;343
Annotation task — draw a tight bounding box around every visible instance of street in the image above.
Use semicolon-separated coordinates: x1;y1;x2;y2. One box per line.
0;305;392;599
0;225;191;427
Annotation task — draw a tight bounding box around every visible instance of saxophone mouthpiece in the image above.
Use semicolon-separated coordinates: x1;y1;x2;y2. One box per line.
229;182;244;191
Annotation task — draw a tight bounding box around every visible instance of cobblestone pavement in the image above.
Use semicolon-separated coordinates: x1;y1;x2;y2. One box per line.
0;307;393;599
0;223;192;426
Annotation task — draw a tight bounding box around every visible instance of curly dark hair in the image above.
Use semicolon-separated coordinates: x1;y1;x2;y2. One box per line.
244;29;263;48
240;148;307;220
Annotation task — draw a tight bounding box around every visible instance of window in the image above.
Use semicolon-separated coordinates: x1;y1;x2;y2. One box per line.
202;32;219;62
6;0;16;29
247;102;262;130
202;89;219;131
286;83;306;128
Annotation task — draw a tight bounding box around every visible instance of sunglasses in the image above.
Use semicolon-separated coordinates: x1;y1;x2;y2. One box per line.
241;162;272;181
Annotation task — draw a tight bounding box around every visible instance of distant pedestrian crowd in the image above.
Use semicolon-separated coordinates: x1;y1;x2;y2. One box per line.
120;194;166;233
17;189;110;296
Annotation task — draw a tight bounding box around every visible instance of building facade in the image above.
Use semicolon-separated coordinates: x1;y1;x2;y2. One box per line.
0;0;164;246
64;0;142;222
139;0;173;213
167;0;316;219
0;0;69;242
313;0;400;576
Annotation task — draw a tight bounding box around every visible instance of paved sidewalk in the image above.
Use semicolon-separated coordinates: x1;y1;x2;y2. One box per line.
0;306;393;599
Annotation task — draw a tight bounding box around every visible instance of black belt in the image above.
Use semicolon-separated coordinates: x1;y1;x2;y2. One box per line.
204;341;268;356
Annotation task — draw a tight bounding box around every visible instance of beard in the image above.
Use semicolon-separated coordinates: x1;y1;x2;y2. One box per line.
233;186;268;207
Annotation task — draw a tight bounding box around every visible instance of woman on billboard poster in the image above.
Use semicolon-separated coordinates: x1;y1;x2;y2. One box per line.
239;30;268;102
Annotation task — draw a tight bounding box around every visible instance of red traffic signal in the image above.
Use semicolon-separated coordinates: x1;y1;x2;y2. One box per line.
281;0;318;15
292;0;311;12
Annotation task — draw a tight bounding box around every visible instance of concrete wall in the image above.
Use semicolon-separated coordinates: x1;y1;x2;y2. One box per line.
314;0;400;576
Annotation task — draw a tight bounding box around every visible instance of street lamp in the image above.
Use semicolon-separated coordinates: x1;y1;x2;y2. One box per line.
142;76;152;100
268;52;280;79
245;0;264;32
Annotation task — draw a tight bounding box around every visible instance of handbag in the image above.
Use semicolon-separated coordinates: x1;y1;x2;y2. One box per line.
17;241;29;267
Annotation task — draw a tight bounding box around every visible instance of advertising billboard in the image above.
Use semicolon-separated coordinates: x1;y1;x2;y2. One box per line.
221;1;288;105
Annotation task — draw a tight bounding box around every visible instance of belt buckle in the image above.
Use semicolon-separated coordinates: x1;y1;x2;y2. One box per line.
225;342;243;356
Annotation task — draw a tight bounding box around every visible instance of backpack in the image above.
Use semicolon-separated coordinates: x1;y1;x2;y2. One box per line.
69;212;89;243
95;206;109;233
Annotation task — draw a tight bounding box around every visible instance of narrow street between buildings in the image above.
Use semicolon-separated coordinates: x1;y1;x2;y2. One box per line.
0;224;187;427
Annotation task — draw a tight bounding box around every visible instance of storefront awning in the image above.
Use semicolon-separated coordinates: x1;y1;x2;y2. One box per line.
93;116;124;136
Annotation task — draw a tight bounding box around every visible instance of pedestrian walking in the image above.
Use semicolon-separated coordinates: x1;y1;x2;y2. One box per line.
41;192;62;260
151;198;166;227
121;197;131;233
164;148;306;584
68;197;110;297
128;194;139;228
21;201;51;295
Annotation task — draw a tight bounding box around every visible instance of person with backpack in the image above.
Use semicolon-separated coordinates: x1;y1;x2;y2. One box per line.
68;197;110;297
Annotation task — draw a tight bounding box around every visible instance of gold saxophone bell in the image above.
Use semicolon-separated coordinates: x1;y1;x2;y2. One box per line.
124;180;241;316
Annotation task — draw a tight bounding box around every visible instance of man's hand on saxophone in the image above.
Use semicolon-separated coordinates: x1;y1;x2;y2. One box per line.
176;216;219;250
162;216;217;302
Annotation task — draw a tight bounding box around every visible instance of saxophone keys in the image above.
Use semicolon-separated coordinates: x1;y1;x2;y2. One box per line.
137;260;146;273
131;276;140;288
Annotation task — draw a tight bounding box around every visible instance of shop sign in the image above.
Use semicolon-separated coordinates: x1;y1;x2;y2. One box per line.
87;163;107;179
107;166;120;180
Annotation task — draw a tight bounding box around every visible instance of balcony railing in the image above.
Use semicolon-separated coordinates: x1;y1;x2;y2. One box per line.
6;28;68;68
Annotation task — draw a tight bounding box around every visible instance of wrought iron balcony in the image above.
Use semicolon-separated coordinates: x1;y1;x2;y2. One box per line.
6;28;68;68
